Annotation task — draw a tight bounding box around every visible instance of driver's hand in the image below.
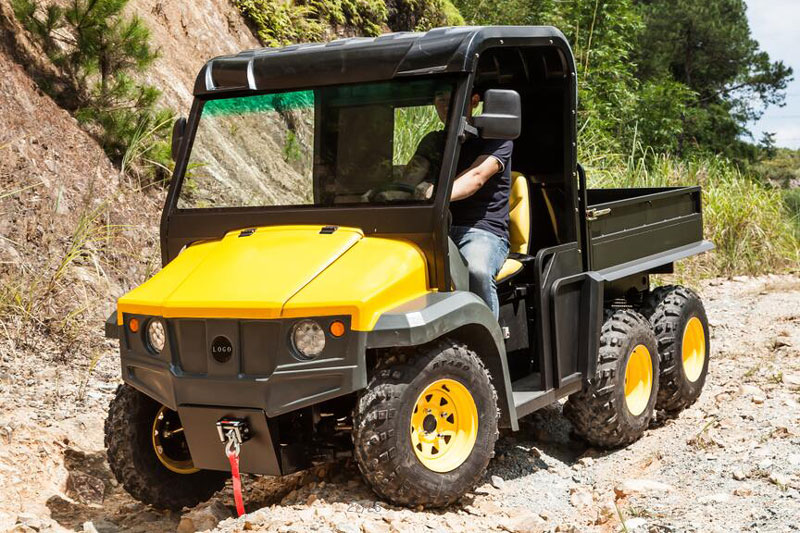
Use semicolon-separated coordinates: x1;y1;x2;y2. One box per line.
414;181;434;200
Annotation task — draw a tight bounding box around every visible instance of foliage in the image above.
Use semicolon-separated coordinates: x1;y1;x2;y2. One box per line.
751;148;800;187
783;188;800;240
455;0;793;164
393;105;441;164
633;0;793;159
308;0;388;36
234;0;388;45
633;78;696;154
387;0;464;31
234;0;462;46
454;0;642;155
12;0;172;185
233;0;325;45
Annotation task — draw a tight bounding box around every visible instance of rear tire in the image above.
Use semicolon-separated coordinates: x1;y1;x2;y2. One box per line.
564;310;659;448
352;340;499;508
105;384;227;510
642;285;710;413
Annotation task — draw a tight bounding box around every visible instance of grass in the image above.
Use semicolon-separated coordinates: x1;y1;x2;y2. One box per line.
393;105;442;165
0;192;121;362
120;112;174;189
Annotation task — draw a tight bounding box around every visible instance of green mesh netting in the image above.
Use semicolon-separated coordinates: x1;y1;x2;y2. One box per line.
203;90;314;116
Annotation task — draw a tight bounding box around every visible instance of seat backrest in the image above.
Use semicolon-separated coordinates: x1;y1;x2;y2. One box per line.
508;172;531;255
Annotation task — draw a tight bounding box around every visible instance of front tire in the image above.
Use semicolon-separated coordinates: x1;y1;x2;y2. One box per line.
643;285;710;413
105;384;227;510
352;340;499;508
564;310;659;448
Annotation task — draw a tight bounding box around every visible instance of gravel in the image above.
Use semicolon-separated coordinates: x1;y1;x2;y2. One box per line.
1;276;799;532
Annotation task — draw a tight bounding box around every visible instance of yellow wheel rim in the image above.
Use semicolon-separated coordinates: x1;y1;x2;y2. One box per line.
410;379;478;473
624;344;653;416
152;406;199;474
682;317;706;383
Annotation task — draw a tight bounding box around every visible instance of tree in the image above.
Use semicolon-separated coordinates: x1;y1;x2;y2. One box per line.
633;0;793;158
453;0;643;154
13;0;172;183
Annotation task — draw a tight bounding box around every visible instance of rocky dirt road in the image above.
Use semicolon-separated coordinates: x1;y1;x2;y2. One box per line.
1;275;798;533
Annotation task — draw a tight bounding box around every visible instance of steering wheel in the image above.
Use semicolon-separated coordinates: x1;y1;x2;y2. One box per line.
365;182;417;202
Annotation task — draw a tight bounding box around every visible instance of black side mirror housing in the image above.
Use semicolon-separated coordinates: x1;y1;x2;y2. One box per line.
171;117;187;161
473;89;521;140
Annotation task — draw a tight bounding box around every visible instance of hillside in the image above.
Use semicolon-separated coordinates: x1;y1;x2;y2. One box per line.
0;2;798;532
0;0;261;527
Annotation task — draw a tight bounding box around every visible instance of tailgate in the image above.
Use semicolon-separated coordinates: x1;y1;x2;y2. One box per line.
586;186;704;271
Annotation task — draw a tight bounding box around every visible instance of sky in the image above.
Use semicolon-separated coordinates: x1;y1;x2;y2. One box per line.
745;0;800;149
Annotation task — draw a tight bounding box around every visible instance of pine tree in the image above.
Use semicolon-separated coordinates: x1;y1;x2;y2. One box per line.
13;0;172;183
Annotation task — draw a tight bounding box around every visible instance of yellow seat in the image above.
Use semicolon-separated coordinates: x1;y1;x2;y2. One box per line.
496;172;530;281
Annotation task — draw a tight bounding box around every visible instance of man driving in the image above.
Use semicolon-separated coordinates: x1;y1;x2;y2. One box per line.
412;89;513;318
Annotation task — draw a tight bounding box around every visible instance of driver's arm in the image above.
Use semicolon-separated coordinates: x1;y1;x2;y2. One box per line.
416;155;501;200
449;155;502;201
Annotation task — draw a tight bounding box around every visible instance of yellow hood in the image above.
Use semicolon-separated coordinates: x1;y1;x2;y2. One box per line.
117;225;429;331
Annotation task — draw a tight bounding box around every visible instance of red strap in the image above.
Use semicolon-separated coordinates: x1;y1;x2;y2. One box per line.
226;448;245;516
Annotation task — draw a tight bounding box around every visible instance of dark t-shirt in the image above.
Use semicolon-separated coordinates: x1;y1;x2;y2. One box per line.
414;131;513;241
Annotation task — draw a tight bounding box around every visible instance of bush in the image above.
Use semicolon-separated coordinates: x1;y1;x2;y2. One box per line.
12;0;172;186
234;0;463;46
388;0;464;31
233;0;326;46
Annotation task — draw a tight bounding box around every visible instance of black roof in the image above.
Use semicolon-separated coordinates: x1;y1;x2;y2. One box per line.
194;26;571;96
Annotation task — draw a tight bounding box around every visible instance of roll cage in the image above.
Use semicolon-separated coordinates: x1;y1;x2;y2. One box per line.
162;26;579;292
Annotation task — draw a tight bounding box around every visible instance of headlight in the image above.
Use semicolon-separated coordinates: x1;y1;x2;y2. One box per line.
147;319;166;353
291;320;325;359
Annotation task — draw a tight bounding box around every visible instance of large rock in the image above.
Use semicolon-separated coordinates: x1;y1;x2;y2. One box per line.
65;471;106;505
176;501;232;533
614;479;674;498
502;508;546;533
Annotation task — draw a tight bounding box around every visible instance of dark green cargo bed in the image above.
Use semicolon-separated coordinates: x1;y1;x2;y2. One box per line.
586;186;712;275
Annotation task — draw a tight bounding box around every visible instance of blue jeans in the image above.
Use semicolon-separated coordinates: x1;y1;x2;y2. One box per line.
450;225;509;318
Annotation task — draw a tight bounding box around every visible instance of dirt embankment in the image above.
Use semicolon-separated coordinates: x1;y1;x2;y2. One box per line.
126;0;260;111
1;276;798;532
0;1;263;529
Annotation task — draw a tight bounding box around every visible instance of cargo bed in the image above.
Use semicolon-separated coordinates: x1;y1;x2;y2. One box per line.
585;186;712;274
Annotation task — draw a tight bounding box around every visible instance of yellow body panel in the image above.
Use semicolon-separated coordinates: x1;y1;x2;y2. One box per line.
282;236;429;330
118;225;363;323
116;225;429;331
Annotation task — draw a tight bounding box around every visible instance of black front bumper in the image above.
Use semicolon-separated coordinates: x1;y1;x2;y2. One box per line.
109;313;367;475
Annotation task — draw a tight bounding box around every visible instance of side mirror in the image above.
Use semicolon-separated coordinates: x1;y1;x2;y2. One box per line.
473;89;521;140
171;117;187;161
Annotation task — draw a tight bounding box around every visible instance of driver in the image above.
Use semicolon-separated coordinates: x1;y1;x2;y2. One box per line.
411;89;513;318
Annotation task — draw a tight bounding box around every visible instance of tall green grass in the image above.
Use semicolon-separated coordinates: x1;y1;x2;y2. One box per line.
584;144;799;278
393;105;442;165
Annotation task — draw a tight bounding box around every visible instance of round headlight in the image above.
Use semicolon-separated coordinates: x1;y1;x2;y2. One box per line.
292;320;325;359
147;319;166;353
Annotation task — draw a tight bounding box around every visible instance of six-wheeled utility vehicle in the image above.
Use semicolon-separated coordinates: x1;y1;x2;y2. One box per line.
104;26;713;510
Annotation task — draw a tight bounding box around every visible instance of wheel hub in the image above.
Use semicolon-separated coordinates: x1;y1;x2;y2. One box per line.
624;344;653;416
152;406;199;474
410;379;478;473
682;316;706;382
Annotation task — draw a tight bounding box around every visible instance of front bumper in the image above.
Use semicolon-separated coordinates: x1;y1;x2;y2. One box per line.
108;312;367;475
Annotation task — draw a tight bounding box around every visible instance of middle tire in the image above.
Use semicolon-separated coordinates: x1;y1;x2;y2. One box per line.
564;309;659;448
352;339;499;508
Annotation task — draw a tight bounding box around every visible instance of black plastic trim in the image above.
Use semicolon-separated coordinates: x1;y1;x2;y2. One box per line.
367;291;518;430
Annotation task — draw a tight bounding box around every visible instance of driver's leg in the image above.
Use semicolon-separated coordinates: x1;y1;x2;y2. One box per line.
450;225;509;318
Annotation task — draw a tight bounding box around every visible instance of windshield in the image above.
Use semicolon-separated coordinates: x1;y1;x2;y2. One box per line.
177;78;455;210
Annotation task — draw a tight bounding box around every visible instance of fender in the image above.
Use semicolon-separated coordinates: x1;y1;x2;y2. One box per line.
366;291;518;430
597;240;714;282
